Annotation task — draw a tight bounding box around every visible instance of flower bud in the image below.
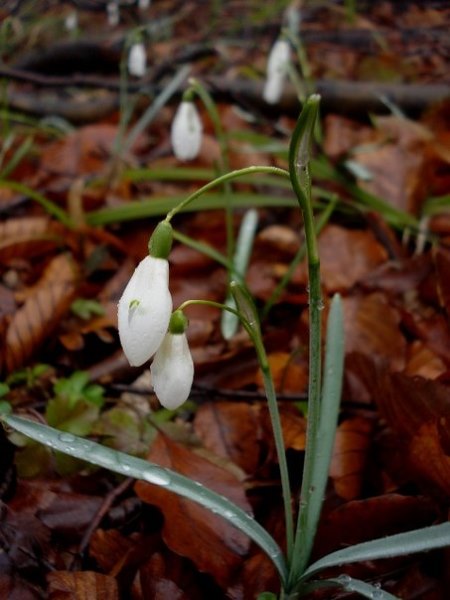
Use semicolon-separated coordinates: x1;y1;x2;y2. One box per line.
171;100;203;161
263;38;291;104
118;256;172;366
151;323;194;410
148;221;173;260
128;43;147;78
106;1;119;26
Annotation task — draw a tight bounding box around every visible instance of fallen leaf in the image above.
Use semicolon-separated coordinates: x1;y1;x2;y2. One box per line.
3;253;79;372
0;217;67;263
134;433;252;587
47;571;119;600
330;417;374;500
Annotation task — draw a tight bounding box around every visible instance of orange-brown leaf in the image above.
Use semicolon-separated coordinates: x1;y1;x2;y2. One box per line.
330;417;374;500
134;433;251;587
47;571;119;600
0;217;66;263
3;253;78;372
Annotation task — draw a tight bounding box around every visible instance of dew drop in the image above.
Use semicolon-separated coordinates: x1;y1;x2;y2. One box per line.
143;468;171;486
58;432;76;444
337;574;352;587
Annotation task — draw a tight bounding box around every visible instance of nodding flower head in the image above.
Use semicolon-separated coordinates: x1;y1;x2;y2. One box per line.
151;310;194;410
171;100;203;161
128;42;147;78
117;222;173;367
263;38;291;104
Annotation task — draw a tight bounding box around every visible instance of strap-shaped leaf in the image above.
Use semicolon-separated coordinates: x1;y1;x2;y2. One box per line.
3;414;288;584
302;522;450;580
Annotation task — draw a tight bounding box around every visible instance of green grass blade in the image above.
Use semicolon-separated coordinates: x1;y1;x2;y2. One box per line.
3;414;288;585
221;208;259;339
300;577;398;600
302;522;450;580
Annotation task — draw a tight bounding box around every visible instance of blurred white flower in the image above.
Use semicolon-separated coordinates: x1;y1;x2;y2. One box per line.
65;11;78;32
106;2;119;27
118;256;172;367
171;100;203;161
128;43;147;78
138;0;151;9
263;38;291;104
151;331;194;410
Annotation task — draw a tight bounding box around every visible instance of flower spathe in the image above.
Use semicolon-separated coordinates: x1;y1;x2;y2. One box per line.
263;38;291;104
128;43;147;78
171;100;203;161
118;256;172;367
151;331;194;410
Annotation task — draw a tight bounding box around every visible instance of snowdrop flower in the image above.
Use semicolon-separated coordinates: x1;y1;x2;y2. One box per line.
138;0;151;9
128;43;147;78
65;11;78;32
263;38;291;104
106;2;119;27
151;311;194;410
171;100;203;161
118;222;173;367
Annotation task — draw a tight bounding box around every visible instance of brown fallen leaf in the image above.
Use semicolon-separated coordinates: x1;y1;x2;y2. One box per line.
3;253;79;372
343;292;407;370
47;571;119;600
0;217;67;263
194;402;262;476
134;433;252;588
434;245;450;317
330;417;374;501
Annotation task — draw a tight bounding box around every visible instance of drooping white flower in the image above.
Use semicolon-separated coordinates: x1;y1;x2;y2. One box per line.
106;1;119;27
118;256;172;367
171;100;203;161
151;330;194;410
138;0;151;9
128;43;147;78
65;11;78;32
263;38;291;104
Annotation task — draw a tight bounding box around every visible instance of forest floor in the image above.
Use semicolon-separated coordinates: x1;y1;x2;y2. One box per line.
0;1;450;599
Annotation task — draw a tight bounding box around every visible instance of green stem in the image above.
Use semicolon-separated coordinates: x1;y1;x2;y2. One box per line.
165;166;289;221
287;95;323;587
178;296;294;560
189;78;234;259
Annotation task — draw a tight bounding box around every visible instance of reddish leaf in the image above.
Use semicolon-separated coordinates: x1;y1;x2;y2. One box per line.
318;224;388;292
343;293;407;370
330;417;374;500
3;253;78;372
0;217;66;263
194;402;262;475
47;571;119;600
434;245;450;317
134;433;252;587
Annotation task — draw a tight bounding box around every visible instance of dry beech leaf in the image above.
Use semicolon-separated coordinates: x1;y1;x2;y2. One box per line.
434;245;450;316
330;417;374;500
0;217;67;263
134;433;251;587
255;352;308;394
318;225;387;292
3;253;78;372
194;402;262;476
343;293;406;370
47;571;119;600
404;340;447;379
375;371;450;497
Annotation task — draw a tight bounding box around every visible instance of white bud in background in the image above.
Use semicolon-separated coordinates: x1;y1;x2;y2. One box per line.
263;38;291;104
171;100;203;161
138;0;151;9
151;331;194;410
65;11;78;32
118;256;172;367
128;43;147;78
106;2;119;27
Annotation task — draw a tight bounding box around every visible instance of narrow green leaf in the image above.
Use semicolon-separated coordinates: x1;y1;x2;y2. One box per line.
297;577;399;600
222;208;259;339
2;414;288;584
302;522;450;579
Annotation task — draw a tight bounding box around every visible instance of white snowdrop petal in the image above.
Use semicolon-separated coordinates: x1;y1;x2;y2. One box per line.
171;101;203;161
151;333;194;410
128;43;147;78
118;256;172;367
263;39;291;105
